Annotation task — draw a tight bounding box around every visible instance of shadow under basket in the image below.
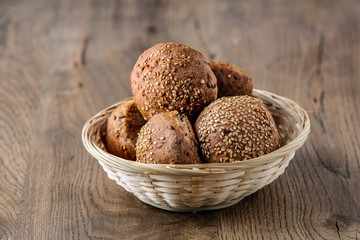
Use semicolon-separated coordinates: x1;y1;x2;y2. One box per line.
82;89;310;212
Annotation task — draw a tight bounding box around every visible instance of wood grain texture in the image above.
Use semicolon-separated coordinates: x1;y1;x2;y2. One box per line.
0;0;359;239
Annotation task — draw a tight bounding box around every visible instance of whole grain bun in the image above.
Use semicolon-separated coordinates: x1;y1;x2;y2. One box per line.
136;111;201;164
209;61;253;97
131;42;218;120
106;99;146;160
194;95;280;163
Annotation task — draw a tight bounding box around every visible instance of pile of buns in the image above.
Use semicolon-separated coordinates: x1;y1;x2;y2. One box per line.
106;42;280;164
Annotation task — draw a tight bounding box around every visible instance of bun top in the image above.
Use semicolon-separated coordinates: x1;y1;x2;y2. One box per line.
194;95;280;163
209;61;253;98
136;111;201;164
131;42;218;120
106;99;146;160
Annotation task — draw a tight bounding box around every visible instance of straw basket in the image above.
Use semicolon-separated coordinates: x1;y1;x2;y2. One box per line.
82;89;310;212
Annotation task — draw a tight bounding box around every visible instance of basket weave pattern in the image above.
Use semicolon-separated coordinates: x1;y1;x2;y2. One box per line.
82;89;310;212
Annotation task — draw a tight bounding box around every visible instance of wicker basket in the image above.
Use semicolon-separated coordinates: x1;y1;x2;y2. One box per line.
82;89;310;212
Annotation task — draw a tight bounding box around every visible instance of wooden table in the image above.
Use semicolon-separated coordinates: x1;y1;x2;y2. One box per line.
1;0;359;239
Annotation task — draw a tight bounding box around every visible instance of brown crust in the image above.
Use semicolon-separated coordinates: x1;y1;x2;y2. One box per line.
209;61;253;97
131;42;218;120
106;99;146;160
194;96;280;163
136;111;201;164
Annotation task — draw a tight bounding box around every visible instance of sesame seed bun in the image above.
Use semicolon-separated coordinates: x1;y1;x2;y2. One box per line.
194;96;280;163
106;99;146;160
131;42;218;120
209;61;253;97
136;111;201;164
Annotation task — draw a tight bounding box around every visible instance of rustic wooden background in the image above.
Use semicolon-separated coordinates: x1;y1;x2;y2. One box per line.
1;0;359;239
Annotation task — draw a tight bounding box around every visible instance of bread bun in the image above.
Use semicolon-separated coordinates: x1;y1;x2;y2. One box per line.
194;95;279;163
136;111;201;164
131;42;218;120
106;99;146;160
209;61;253;97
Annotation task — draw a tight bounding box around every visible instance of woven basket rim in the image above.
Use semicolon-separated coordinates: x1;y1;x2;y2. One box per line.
82;89;310;174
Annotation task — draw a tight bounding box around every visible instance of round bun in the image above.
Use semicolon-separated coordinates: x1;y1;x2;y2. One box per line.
194;95;280;163
209;61;253;97
136;111;201;164
106;99;146;160
131;42;218;120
